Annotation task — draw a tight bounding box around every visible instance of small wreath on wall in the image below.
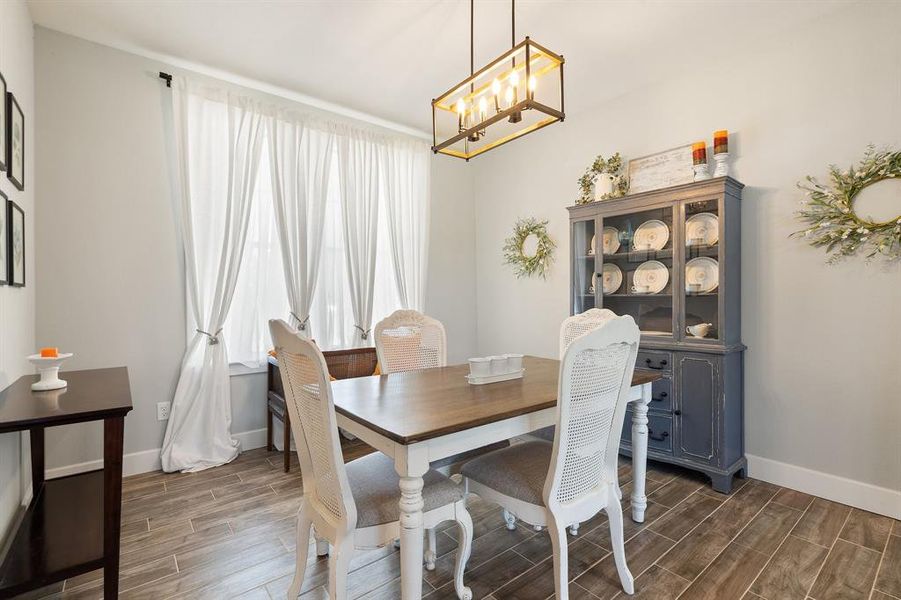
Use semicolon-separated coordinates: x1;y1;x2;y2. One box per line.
503;217;556;279
793;146;900;263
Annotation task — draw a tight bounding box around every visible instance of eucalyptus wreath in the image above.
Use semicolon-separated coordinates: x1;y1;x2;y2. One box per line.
576;152;630;204
503;217;556;279
793;146;901;263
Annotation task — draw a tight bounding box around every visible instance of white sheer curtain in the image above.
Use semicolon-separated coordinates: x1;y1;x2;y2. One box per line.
268;114;336;338
335;128;384;346
384;138;431;310
161;78;265;472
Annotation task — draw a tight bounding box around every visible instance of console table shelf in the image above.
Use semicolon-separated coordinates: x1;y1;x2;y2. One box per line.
0;367;132;599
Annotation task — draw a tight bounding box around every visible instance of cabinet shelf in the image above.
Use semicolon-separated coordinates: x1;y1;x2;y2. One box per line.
605;293;672;299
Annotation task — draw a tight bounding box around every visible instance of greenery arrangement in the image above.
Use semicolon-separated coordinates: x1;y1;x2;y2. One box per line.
793;147;901;263
503;217;556;279
577;152;630;204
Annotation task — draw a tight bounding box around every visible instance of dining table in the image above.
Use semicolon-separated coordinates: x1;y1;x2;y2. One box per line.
331;355;662;600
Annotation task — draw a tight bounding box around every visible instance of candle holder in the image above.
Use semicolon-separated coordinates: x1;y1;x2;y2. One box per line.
27;353;74;391
713;153;730;177
693;163;711;181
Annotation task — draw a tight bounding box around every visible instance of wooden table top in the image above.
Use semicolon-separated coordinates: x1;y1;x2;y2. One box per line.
332;356;661;445
0;367;133;433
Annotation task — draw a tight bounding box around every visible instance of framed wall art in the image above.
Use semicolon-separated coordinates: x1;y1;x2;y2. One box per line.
0;72;7;172
0;189;7;285
7;198;24;287
627;144;694;194
7;91;24;191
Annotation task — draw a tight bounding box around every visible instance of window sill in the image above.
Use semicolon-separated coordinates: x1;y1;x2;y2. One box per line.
229;363;267;377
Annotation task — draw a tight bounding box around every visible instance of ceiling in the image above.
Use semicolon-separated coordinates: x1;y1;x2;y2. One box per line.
27;0;851;133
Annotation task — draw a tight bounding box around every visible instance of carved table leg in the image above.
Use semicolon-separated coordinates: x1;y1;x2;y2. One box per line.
630;383;651;523
396;449;428;600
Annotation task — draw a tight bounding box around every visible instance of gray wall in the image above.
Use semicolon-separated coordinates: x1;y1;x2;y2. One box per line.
0;0;35;546
34;27;477;471
471;2;901;498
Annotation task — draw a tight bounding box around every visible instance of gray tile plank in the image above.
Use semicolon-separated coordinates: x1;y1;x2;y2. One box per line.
792;498;852;548
874;534;901;598
679;542;770;600
838;509;894;552
808;539;881;600
749;534;829;600
734;501;803;555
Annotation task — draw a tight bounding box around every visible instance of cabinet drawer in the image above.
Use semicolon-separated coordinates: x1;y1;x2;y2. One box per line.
638;350;672;373
647;377;672;412
621;412;673;454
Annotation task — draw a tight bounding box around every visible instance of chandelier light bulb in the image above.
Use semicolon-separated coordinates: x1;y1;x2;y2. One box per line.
455;98;466;114
509;71;520;87
505;86;515;107
492;78;501;96
529;75;537;92
478;96;488;120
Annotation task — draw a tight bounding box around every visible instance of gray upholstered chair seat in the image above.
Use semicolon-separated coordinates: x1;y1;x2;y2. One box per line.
531;426;555;442
346;452;464;528
430;440;511;470
461;440;553;506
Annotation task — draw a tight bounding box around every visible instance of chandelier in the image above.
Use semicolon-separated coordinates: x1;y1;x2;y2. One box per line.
431;0;565;160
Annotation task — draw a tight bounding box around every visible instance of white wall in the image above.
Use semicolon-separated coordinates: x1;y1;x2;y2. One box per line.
472;3;900;515
0;0;35;547
34;27;476;474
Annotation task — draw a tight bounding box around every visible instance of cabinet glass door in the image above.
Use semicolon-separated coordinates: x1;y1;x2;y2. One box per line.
572;217;597;314
683;198;721;341
600;206;675;337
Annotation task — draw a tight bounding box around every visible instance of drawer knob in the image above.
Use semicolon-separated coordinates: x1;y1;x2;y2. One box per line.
673;410;682;416
645;358;668;370
648;429;670;442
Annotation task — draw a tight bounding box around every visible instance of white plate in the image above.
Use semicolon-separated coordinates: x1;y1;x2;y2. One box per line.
589;272;597;294
633;220;669;251
685;257;719;293
602;226;620;255
685;212;719;246
588;234;596;256
633;260;669;294
601;263;623;294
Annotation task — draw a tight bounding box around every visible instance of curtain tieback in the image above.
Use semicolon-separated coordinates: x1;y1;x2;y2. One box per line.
290;312;310;331
354;325;371;340
196;328;223;345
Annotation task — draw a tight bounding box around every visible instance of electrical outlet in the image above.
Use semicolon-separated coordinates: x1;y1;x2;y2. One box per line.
157;402;171;421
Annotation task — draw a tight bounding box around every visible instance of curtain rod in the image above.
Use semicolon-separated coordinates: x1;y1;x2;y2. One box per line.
159;71;172;87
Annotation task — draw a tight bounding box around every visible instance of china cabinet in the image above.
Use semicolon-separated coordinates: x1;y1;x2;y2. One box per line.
567;177;745;492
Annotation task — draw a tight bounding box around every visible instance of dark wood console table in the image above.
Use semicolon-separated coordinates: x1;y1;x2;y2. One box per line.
0;367;132;599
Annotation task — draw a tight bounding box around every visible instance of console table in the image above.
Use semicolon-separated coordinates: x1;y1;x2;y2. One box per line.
0;367;132;599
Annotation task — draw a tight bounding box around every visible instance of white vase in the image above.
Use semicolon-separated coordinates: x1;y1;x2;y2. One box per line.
594;174;615;201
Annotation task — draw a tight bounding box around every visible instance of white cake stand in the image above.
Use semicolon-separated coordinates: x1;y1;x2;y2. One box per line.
27;353;74;391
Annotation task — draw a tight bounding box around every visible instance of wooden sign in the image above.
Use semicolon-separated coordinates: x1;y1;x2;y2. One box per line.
627;144;694;194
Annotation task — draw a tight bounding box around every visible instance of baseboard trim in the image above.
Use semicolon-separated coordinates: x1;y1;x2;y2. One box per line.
747;454;901;519
45;427;271;479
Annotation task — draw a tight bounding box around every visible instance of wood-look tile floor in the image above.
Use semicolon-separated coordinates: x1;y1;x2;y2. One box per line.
24;443;901;600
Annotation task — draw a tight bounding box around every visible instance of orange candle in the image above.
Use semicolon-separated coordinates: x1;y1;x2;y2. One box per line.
40;347;59;358
714;130;728;154
692;141;707;165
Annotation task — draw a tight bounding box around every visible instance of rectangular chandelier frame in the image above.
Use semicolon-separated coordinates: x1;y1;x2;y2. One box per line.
432;37;565;160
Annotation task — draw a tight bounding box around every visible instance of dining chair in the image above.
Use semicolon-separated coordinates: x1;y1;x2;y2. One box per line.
270;319;474;600
462;315;640;599
373;309;509;568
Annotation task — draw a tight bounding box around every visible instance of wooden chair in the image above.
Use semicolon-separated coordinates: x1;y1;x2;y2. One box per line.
462;316;640;599
267;347;378;472
269;319;474;600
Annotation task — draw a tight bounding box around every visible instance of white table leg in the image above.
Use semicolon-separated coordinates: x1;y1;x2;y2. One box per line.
630;382;652;523
396;448;429;600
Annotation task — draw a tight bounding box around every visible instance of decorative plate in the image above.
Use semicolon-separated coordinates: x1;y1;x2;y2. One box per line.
633;260;669;294
588;234;596;256
633;220;670;251
601;263;623;294
602;226;620;255
685;212;719;246
685;257;719;293
589;272;597;294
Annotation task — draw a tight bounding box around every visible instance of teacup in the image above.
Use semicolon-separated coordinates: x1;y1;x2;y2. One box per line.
488;355;510;375
504;353;524;372
468;357;491;377
632;284;650;294
686;323;713;338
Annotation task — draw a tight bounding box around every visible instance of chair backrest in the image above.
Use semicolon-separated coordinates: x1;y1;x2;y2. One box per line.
559;308;618;359
544;315;640;514
269;319;357;529
373;309;447;374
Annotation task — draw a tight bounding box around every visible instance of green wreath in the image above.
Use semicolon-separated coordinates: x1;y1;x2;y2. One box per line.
503;217;556;279
793;146;900;263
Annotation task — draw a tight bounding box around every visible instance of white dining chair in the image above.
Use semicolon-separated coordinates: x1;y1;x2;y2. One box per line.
373;309;510;568
462;315;640;599
270;319;474;600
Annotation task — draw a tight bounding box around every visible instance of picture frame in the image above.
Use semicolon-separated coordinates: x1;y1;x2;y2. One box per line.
7;91;24;191
0;189;7;285
627;144;694;194
0;72;6;172
7;198;24;287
